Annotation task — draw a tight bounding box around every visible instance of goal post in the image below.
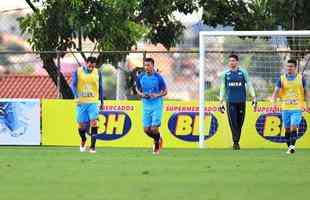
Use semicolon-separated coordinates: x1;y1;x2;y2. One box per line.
198;30;310;148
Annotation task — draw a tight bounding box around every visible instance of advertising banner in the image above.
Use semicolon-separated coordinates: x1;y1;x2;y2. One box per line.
0;99;41;145
42;100;310;148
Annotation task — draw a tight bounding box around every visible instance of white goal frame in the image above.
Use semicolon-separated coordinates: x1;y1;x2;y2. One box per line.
198;30;310;148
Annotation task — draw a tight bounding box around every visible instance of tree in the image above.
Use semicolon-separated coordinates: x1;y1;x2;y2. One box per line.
199;0;310;68
199;0;310;50
200;0;268;29
200;0;310;100
199;0;310;30
20;0;197;98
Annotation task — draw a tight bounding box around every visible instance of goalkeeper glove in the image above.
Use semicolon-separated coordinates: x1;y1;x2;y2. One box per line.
219;101;225;113
252;97;257;110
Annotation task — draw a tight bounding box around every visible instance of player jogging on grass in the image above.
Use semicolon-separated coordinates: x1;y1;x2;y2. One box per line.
271;59;308;154
71;56;104;153
219;54;257;150
136;58;167;155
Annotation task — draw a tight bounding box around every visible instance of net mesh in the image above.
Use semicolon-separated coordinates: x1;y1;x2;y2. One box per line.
201;34;310;101
199;33;310;145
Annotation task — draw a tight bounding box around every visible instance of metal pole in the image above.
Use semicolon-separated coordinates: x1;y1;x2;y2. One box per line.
143;51;146;66
199;32;205;148
57;52;61;99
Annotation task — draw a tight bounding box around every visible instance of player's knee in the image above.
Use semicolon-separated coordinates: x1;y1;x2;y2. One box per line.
90;120;98;127
144;127;151;134
78;128;87;133
150;126;159;133
78;123;86;130
291;126;297;132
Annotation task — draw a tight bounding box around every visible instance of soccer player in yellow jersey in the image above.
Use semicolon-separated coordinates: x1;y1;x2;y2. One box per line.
71;57;104;153
271;59;308;154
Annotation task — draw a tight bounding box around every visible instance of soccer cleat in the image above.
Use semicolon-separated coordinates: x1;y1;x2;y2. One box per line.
286;145;295;154
89;148;96;154
153;148;160;155
80;141;86;152
233;143;240;150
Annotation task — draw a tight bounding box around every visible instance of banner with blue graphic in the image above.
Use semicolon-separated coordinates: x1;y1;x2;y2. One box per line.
0;99;40;145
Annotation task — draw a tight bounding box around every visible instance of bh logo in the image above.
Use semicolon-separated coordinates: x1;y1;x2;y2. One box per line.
95;111;131;140
168;112;218;142
255;113;307;143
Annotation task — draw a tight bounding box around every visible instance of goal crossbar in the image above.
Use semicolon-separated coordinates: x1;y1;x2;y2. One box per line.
200;30;310;37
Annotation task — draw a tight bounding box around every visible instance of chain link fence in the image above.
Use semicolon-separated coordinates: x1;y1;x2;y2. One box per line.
0;50;309;100
201;35;310;101
60;50;200;100
0;50;200;100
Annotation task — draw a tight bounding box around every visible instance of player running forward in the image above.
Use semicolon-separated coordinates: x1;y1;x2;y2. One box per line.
271;59;308;154
71;57;104;153
136;58;167;155
219;54;257;150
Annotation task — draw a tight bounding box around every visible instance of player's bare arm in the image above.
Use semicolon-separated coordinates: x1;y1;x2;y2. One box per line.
271;87;280;105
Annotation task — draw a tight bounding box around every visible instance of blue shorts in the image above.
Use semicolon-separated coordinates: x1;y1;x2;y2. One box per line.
143;108;163;128
76;103;99;123
282;110;302;128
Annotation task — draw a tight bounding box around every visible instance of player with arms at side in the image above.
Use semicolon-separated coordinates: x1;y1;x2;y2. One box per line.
136;58;167;155
71;57;104;153
219;54;257;150
271;59;308;154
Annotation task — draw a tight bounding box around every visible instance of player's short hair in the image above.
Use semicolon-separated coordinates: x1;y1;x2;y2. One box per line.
228;54;239;61
287;59;297;66
144;57;155;66
86;57;97;64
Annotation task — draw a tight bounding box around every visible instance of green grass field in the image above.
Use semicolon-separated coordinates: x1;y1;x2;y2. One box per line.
1;147;310;200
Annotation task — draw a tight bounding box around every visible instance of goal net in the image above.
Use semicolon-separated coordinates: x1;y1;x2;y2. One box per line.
198;31;310;148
